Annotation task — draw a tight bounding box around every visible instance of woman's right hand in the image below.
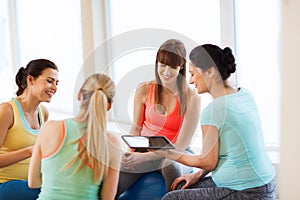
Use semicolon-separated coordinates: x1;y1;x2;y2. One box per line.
0;145;35;168
24;145;34;157
121;152;150;170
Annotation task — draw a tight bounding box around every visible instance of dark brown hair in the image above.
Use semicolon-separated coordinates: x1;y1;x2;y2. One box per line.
15;59;58;96
155;39;188;114
189;44;236;81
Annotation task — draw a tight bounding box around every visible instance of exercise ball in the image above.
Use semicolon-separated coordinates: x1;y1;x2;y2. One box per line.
119;171;166;200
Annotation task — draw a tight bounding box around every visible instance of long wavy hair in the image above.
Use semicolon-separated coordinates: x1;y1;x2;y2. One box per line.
155;39;188;114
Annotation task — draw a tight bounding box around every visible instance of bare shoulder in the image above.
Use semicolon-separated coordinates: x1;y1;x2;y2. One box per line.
136;81;152;94
39;120;63;136
135;81;153;102
37;120;65;155
0;102;13;116
43;120;62;127
0;102;14;128
38;120;64;145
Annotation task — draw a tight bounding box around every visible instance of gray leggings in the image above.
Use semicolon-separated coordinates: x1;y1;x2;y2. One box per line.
115;158;193;198
162;176;277;200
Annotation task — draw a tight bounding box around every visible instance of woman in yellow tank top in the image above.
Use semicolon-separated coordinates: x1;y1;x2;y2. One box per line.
0;59;59;200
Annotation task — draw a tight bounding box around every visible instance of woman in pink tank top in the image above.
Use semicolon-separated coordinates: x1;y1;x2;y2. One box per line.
116;39;201;198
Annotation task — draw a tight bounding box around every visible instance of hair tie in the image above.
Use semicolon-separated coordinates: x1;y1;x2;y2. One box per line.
96;88;104;93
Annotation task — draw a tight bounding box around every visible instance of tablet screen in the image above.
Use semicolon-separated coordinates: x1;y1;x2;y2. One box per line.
121;135;175;149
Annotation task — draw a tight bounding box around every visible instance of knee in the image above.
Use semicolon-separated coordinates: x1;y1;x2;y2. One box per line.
161;190;175;200
161;160;181;177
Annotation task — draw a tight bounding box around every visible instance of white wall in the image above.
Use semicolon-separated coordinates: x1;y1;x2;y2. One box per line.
279;0;300;199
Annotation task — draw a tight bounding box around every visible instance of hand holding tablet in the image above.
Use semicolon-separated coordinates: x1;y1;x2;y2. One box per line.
121;135;175;149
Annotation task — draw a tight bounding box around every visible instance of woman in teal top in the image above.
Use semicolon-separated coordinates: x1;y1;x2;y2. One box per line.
28;74;121;200
153;44;276;199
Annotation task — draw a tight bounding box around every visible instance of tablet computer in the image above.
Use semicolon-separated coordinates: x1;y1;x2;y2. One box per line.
121;135;175;149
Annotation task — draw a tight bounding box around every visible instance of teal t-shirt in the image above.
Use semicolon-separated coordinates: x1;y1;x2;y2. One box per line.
38;118;101;200
200;88;275;190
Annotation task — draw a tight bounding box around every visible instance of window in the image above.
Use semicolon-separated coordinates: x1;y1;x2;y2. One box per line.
105;0;222;152
106;0;281;151
0;0;281;150
107;0;221;127
234;0;281;146
0;0;14;102
1;0;83;119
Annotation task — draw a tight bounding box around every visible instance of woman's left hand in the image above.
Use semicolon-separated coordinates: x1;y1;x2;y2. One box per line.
121;152;149;170
171;172;200;190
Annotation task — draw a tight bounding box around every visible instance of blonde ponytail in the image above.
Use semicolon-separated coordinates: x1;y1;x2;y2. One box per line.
63;74;115;183
86;89;109;182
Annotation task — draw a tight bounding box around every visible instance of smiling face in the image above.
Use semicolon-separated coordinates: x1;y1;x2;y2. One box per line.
29;68;59;102
189;62;209;94
157;62;181;85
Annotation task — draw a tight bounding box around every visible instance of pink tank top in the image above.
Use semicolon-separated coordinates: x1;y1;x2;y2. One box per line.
141;83;184;143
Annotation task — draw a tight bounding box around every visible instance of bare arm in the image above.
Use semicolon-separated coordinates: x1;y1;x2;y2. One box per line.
100;134;121;200
129;82;148;137
130;83;164;159
28;139;42;188
0;103;33;168
170;168;210;190
154;125;219;171
122;82;165;167
173;88;201;151
28;120;62;188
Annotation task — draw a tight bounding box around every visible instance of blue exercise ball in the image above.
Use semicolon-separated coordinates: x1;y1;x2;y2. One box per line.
119;171;166;200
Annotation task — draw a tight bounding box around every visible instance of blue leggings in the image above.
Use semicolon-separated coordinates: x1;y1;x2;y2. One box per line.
0;180;40;200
